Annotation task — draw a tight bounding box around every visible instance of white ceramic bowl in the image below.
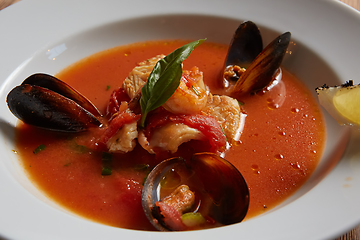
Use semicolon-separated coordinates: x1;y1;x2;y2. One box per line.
1;0;360;239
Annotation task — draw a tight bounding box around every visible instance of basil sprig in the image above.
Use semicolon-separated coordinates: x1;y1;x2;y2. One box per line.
139;39;206;127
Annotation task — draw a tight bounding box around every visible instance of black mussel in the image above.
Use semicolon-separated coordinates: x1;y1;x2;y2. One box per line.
223;21;291;95
223;21;263;87
7;73;102;132
142;153;249;231
22;73;102;117
232;32;291;95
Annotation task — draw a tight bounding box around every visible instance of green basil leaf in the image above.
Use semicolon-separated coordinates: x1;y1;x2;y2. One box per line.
139;39;206;127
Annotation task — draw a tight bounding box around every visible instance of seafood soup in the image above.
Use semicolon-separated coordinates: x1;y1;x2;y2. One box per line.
13;39;325;230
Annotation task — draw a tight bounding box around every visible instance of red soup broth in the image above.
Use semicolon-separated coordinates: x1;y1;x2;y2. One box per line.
15;40;325;230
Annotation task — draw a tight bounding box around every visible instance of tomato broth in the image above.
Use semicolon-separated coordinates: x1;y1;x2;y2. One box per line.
15;40;325;230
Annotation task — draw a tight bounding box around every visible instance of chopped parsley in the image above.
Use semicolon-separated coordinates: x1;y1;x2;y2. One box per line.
33;144;46;154
237;100;244;106
101;152;113;176
192;85;201;97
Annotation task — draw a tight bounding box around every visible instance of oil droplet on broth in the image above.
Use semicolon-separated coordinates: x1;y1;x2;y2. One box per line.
251;164;259;170
268;103;279;110
267;98;279;110
274;153;284;161
291;108;299;113
256;90;266;96
290;162;301;170
251;164;260;175
232;140;242;146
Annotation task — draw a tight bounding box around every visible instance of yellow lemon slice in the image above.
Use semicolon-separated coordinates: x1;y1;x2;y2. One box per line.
333;86;360;125
316;80;360;126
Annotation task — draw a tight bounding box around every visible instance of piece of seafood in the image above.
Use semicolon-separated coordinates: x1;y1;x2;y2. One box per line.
202;93;245;143
163;66;207;115
107;119;138;153
138;122;204;154
7;73;102;132
223;21;291;96
137;92;245;154
141;153;249;231
122;55;165;99
116;62;242;154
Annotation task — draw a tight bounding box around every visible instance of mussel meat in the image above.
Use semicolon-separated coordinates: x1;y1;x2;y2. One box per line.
7;73;102;132
142;152;249;231
223;21;291;95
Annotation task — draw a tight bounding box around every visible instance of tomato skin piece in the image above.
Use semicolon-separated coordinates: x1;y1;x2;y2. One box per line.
174;114;227;149
154;201;186;231
106;88;131;118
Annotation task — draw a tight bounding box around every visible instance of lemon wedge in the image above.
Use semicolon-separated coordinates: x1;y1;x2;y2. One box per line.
316;80;360;126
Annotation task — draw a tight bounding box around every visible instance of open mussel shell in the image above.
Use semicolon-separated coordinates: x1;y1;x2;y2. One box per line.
7;73;102;132
231;31;291;95
22;73;102;117
142;153;249;231
222;20;291;95
224;21;263;73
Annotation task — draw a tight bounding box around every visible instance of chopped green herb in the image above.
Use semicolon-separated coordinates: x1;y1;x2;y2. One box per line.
102;166;112;176
76;144;89;153
191;85;201;97
181;212;206;227
101;152;113;176
33;144;46;154
237;100;244;106
139;39;206;127
70;141;90;154
106;85;111;91
134;164;150;171
220;124;226;138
